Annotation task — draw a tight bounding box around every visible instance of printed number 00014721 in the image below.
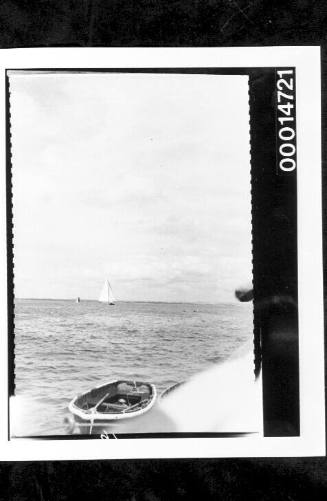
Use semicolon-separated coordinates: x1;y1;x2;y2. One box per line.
276;69;296;173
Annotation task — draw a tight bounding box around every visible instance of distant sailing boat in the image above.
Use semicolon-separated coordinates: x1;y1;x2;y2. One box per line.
75;297;81;303
98;279;115;305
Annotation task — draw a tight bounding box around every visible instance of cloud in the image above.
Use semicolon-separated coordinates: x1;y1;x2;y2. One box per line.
11;72;251;302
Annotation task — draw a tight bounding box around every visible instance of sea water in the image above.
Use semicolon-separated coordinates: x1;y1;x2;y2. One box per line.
13;299;253;436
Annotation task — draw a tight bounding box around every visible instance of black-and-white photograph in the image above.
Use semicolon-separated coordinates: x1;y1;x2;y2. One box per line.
1;46;324;460
9;71;259;437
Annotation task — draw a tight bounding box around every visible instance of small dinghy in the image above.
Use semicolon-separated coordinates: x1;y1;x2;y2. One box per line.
67;380;157;434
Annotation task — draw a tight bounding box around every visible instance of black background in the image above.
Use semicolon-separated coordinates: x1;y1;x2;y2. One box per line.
0;0;326;499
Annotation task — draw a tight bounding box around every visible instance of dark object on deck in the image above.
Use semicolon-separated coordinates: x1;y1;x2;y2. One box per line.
235;286;253;302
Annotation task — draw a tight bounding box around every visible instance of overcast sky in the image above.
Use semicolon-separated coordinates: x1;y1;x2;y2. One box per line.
10;72;251;302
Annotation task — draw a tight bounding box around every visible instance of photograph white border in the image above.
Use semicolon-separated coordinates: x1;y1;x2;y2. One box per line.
0;46;324;459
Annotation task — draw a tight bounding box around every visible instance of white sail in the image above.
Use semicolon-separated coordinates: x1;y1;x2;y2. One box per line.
98;280;115;304
108;282;115;304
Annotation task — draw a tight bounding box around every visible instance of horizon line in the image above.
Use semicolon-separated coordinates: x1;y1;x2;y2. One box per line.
14;297;242;306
